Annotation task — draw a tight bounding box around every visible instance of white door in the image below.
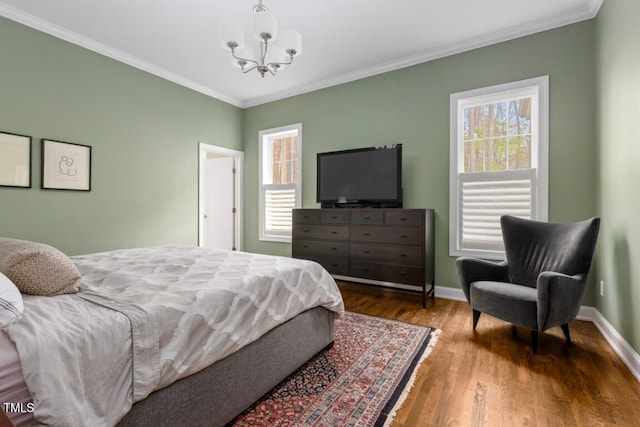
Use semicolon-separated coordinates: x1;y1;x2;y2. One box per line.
204;156;235;250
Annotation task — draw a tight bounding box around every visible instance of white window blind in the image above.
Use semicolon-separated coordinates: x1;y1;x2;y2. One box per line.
459;169;536;254
263;183;297;236
450;76;548;259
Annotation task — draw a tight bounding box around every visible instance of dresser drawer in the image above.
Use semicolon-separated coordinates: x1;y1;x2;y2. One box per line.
385;210;424;226
350;210;384;225
350;261;424;285
310;255;349;275
320;210;350;224
350;243;422;265
292;225;349;240
293;239;349;257
293;209;320;224
350;226;422;245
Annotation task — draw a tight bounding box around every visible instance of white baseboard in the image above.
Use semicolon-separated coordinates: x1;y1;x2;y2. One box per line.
435;286;640;383
583;307;640;383
434;285;467;301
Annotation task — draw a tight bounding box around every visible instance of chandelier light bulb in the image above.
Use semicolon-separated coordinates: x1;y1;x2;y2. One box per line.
278;29;302;56
268;46;288;71
220;22;244;51
253;9;278;42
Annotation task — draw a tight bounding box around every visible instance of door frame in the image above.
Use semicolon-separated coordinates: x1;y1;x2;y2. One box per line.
198;142;244;251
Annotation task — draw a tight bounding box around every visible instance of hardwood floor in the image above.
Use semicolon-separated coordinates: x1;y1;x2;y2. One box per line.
338;282;640;427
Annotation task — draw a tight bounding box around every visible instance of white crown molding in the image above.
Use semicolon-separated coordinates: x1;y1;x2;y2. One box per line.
242;0;604;108
0;3;244;108
586;0;605;17
436;285;639;383
2;1;603;109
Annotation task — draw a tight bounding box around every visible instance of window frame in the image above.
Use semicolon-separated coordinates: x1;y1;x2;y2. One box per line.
449;76;549;259
258;123;302;243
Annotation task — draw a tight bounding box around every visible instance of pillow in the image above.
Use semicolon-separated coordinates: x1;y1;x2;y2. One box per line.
0;238;80;296
0;272;24;329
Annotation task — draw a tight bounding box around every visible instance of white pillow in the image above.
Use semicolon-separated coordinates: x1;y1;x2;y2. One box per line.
0;272;24;329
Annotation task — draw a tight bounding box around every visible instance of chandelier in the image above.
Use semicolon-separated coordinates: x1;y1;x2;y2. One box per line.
220;0;302;78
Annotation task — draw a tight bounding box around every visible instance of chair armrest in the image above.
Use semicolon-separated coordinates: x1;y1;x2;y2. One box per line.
455;257;509;302
537;272;588;331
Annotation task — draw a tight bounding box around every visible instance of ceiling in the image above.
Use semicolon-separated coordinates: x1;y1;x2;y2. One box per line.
0;0;602;108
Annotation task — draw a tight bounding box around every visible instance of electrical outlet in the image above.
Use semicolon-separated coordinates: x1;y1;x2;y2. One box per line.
600;280;605;296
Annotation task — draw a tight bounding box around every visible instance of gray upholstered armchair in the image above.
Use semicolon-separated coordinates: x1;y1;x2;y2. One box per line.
456;215;600;353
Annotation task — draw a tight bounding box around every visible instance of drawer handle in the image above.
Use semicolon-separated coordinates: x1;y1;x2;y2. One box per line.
363;233;370;236
363;268;370;272
331;215;338;219
331;231;338;234
400;272;407;276
400;235;408;238
363;216;370;220
400;217;408;221
303;245;309;248
363;250;370;254
330;263;338;267
303;229;309;233
331;247;338;251
400;254;407;257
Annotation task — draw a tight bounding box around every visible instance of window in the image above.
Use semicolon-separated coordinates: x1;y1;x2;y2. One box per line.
449;76;548;259
259;123;302;242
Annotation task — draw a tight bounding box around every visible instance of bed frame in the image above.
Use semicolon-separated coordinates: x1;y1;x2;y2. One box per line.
117;307;336;427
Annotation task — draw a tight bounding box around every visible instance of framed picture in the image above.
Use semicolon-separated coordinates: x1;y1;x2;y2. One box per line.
0;131;32;188
41;139;92;191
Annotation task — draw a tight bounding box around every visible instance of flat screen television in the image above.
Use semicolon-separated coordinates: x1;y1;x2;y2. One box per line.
317;144;402;208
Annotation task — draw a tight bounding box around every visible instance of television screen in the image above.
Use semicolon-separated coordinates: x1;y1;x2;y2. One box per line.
317;145;402;207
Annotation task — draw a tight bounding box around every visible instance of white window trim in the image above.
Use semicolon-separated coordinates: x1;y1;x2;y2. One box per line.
258;123;302;243
449;76;549;259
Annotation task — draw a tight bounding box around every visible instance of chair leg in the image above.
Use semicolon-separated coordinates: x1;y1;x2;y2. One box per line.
561;324;571;344
531;330;538;354
472;309;481;330
511;324;518;337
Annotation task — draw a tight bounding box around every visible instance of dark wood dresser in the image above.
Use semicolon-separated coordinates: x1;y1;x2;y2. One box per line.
292;208;435;307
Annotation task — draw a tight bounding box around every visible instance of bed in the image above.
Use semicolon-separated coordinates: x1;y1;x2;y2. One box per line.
0;241;344;427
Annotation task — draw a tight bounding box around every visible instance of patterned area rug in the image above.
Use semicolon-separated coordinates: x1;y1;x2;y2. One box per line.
230;312;439;427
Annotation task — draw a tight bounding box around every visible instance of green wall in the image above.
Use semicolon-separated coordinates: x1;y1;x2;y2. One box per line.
595;0;640;352
243;21;598;298
0;17;242;255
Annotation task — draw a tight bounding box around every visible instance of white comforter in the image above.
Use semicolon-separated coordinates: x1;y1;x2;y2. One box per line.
5;245;344;426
